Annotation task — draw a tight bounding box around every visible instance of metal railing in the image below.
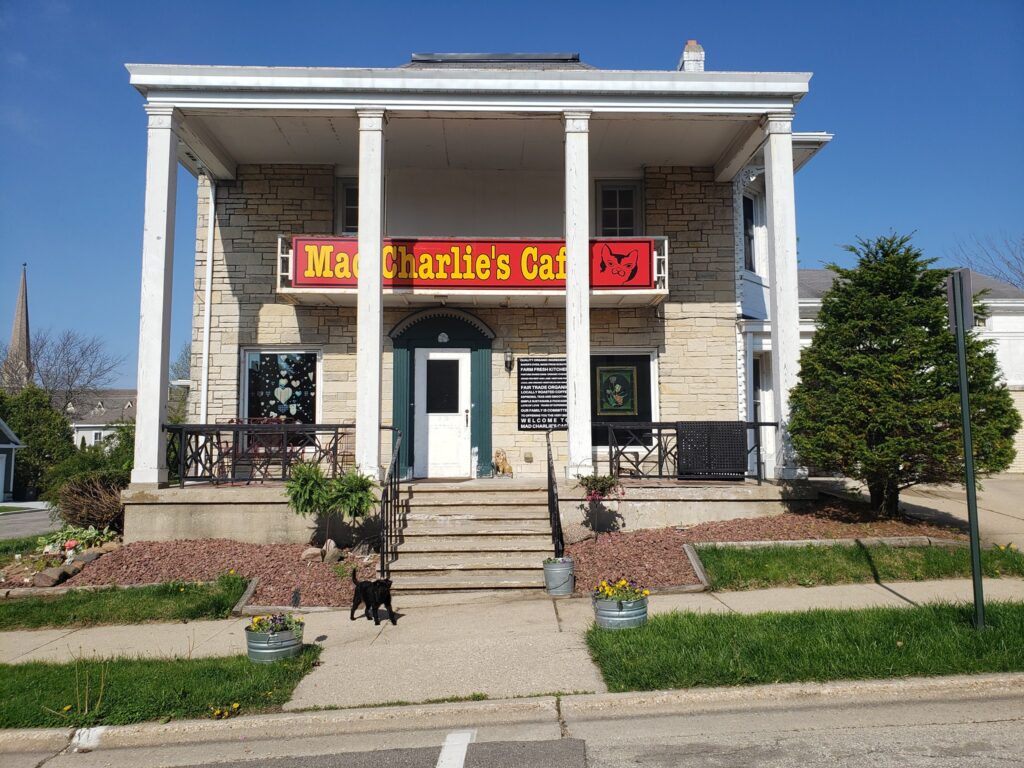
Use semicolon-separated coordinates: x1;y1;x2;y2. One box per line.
599;421;778;483
545;428;566;558
164;422;354;487
378;429;404;579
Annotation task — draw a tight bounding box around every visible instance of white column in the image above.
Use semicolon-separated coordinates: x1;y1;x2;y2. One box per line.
762;113;802;479
355;109;385;477
131;105;180;486
564;111;593;477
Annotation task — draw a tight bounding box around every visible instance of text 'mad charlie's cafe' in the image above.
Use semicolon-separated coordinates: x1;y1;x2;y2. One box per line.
124;43;831;489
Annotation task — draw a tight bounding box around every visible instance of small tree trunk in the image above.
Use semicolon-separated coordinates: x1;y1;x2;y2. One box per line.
868;478;900;519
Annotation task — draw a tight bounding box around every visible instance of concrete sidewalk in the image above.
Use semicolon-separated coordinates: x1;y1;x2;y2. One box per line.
2;578;1023;711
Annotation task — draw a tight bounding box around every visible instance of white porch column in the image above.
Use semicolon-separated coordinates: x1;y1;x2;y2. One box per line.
564;111;593;477
355;109;385;477
762;113;802;479
131;105;180;486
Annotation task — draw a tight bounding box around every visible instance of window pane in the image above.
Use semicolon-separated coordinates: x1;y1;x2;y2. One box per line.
426;360;459;413
619;209;634;234
601;210;617;232
601;189;616;209
617;188;633;209
743;196;755;272
247;352;317;422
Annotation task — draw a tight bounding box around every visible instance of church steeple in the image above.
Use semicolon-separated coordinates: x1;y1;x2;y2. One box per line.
3;264;32;391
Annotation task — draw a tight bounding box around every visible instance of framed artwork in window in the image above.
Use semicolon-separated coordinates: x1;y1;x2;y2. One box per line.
595;366;638;416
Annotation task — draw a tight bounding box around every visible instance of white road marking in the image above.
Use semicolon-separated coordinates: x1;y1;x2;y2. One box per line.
435;728;476;768
70;725;108;752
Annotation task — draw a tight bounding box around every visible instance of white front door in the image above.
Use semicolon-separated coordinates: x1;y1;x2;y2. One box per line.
414;348;472;478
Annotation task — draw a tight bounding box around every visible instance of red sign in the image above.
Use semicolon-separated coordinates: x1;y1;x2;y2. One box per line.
291;238;654;290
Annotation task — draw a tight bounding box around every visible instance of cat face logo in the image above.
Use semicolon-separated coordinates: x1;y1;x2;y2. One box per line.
597;243;639;283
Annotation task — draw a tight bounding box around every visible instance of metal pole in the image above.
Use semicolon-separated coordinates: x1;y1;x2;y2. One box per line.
952;273;985;629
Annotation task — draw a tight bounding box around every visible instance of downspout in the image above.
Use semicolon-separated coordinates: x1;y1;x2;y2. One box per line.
199;170;216;424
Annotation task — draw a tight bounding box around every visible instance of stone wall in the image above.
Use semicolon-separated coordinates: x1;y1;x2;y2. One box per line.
187;164;739;475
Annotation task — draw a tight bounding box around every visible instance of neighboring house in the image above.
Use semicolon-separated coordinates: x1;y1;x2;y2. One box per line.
0;417;23;502
124;42;832;487
741;269;1024;473
64;389;136;447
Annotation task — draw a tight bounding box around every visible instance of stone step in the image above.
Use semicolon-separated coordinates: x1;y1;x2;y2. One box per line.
401;519;552;536
404;492;548;507
404;506;549;521
397;535;553;553
391;552;545;571
392;570;546;592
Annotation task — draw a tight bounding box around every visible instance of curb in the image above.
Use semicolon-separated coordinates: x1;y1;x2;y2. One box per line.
231;577;259;615
694;535;967;550
4;673;1021;753
682;543;710;590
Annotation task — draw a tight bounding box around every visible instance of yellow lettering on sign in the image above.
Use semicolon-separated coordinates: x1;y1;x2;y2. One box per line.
352;253;359;279
555;247;567;280
476;252;491;281
538;251;556;281
398;246;415;280
333;251;352;279
449;246;463;279
521;246;538;280
436;251;451;280
382;245;397;279
418;253;435;280
304;244;333;278
496;253;511;281
462;245;476;280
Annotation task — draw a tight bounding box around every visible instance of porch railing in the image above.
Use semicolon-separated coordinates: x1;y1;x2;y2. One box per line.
598;421;778;483
545;428;566;558
164;422;354;487
378;429;404;579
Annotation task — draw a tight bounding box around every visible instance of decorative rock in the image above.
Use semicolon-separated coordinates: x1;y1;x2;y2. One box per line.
61;561;85;577
32;567;68;588
323;543;343;565
74;550;103;564
300;547;322;562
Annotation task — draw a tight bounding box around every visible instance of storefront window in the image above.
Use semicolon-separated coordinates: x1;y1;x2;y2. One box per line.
590;353;653;446
244;351;318;423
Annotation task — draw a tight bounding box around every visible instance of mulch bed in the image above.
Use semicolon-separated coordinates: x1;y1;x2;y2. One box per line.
66;540;378;608
566;496;966;595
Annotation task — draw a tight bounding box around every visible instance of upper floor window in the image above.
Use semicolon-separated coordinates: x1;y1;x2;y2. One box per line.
597;181;641;237
335;179;358;235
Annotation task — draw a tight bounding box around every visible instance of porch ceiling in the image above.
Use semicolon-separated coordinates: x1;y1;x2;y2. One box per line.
182;111;754;174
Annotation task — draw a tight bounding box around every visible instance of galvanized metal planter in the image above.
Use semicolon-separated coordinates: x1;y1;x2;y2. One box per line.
592;596;648;630
245;629;303;664
543;558;575;596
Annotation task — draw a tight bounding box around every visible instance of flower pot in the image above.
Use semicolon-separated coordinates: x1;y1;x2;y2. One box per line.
245;629;303;664
592;596;648;630
543;558;574;596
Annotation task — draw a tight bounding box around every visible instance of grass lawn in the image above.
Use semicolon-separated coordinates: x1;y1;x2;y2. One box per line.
0;505;30;514
0;534;41;566
0;645;320;728
0;573;249;629
697;543;1024;591
586;602;1024;692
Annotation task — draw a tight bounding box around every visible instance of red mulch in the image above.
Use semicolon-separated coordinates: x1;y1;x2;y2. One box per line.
66;540;377;608
565;497;965;595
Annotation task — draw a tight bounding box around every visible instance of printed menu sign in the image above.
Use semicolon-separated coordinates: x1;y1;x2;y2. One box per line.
517;357;568;431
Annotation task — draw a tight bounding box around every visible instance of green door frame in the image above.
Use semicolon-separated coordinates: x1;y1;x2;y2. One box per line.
389;309;494;480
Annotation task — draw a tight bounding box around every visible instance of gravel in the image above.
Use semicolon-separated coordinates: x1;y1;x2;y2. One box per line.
66;540;377;608
567;528;698;595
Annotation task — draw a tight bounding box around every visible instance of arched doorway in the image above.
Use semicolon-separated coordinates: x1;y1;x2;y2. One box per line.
390;308;494;479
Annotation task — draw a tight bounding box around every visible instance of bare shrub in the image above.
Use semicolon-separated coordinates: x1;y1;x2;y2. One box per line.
57;470;129;532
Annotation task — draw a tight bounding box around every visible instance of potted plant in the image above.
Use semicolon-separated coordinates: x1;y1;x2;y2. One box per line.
543;556;574;596
576;474;625;534
244;613;305;663
286;463;377;546
592;578;650;630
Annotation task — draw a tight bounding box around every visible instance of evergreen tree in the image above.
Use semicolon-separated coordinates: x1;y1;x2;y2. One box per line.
0;385;75;498
789;234;1020;518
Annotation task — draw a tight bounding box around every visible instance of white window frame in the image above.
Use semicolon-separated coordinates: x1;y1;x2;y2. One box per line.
594;180;644;237
741;191;767;278
334;178;359;236
239;347;324;424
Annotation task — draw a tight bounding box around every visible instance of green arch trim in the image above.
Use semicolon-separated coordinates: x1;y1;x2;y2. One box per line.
390;308;493;479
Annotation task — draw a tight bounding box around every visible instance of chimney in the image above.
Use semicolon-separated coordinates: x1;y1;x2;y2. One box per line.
678;39;705;72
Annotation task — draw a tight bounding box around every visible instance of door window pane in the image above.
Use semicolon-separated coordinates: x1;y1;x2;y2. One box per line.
426;359;459;413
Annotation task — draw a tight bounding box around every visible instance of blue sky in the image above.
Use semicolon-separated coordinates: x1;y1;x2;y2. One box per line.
0;0;1021;386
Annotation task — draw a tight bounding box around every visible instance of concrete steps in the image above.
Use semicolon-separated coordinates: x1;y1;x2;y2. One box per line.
390;482;554;593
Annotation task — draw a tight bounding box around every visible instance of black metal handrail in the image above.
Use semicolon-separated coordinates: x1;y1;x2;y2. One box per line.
545;428;566;558
165;422;355;487
599;421;778;483
378;429;404;579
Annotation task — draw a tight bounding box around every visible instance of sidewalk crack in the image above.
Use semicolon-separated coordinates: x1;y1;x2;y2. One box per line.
708;592;736;612
552;599;564;633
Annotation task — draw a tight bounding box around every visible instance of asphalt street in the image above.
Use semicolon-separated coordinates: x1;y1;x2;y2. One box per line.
0;507;59;539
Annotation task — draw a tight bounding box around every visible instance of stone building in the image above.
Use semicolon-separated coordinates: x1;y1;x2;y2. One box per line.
126;45;831;489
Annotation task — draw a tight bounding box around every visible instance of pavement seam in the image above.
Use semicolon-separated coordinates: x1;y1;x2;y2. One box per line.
8;628;80;664
707;592;735;612
551;599;563;633
555;696;568;738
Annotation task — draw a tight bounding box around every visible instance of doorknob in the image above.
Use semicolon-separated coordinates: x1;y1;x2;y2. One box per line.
465;409;469;427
